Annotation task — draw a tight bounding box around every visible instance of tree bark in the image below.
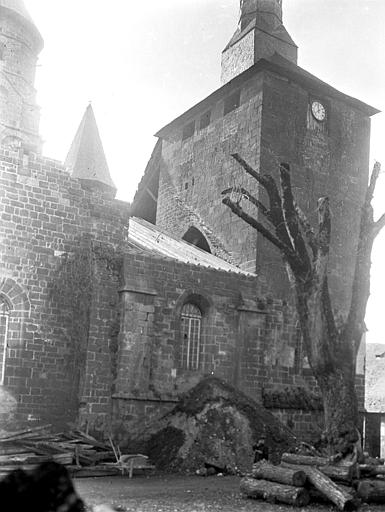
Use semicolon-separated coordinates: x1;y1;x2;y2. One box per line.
252;461;306;487
318;368;360;456
299;466;357;510
281;453;330;466
359;465;385;476
240;477;310;506
281;461;355;484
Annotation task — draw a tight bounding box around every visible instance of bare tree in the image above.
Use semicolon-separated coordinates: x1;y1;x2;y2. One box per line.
222;155;385;456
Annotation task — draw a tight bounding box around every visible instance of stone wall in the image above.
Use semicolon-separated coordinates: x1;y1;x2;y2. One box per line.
157;73;264;273
109;249;365;445
0;147;129;429
258;69;371;308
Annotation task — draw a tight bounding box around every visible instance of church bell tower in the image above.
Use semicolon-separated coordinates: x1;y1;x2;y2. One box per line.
221;0;297;83
0;0;43;152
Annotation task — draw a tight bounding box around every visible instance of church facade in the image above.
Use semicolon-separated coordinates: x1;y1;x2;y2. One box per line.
0;0;375;444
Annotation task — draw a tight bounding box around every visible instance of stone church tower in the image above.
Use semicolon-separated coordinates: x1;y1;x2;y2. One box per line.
134;0;378;313
0;0;43;152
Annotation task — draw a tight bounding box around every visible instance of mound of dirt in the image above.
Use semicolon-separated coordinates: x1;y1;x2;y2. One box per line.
146;377;297;473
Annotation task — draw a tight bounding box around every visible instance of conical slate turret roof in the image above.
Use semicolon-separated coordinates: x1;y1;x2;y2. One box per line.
65;104;116;197
0;0;33;22
0;0;43;49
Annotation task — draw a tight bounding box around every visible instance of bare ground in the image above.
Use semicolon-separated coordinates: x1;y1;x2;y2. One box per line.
74;473;383;512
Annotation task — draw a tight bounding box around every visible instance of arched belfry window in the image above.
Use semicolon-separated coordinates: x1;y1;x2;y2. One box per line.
182;227;211;253
180;303;202;370
0;296;10;386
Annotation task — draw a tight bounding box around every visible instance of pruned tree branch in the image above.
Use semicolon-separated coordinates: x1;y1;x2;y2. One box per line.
373;212;385;238
222;196;297;261
279;163;311;271
231;153;293;248
366;161;381;206
221;186;270;220
294;203;318;258
231;153;270;188
344;162;385;355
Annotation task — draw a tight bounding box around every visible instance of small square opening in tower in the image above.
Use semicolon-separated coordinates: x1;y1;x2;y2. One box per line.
182;120;195;141
199;111;211;130
224;90;241;116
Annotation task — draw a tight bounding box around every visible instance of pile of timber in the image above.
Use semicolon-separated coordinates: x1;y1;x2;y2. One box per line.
241;453;366;511
0;425;154;479
241;452;385;510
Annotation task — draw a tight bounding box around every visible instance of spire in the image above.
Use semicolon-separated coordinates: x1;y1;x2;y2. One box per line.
65;104;117;199
240;0;282;31
221;0;297;84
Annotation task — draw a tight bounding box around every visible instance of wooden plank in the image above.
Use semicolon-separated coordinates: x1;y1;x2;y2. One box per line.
0;425;52;442
68;465;122;478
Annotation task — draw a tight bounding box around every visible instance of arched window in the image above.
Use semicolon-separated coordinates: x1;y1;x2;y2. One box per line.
0;296;11;386
180;303;202;370
182;227;211;253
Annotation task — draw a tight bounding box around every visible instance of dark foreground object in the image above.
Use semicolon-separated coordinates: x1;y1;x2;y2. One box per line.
0;461;85;511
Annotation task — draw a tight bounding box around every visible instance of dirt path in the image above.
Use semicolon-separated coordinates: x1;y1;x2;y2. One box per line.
75;473;267;511
74;473;382;512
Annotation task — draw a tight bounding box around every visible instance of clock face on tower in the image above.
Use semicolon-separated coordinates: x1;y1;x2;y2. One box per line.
311;100;327;122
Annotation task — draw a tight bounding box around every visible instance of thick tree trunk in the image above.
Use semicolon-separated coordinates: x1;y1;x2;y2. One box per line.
252;461;306;486
317;367;359;456
224;158;385;458
299;466;357;511
240;477;310;506
357;479;385;503
281;461;355;485
360;465;385;476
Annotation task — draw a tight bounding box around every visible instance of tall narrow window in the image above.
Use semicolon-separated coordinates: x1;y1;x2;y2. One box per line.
180;303;202;370
0;296;10;386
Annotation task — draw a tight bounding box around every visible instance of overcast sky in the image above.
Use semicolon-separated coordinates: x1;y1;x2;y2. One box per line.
25;0;385;342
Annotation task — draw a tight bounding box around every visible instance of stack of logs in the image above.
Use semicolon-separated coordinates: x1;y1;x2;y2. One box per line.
240;453;385;510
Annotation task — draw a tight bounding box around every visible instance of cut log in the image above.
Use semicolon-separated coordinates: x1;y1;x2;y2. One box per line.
294;465;357;511
252;461;306;487
357;479;385;503
320;465;355;484
310;486;359;506
281;453;330;466
281;460;356;484
240;477;310;506
359;464;385;477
